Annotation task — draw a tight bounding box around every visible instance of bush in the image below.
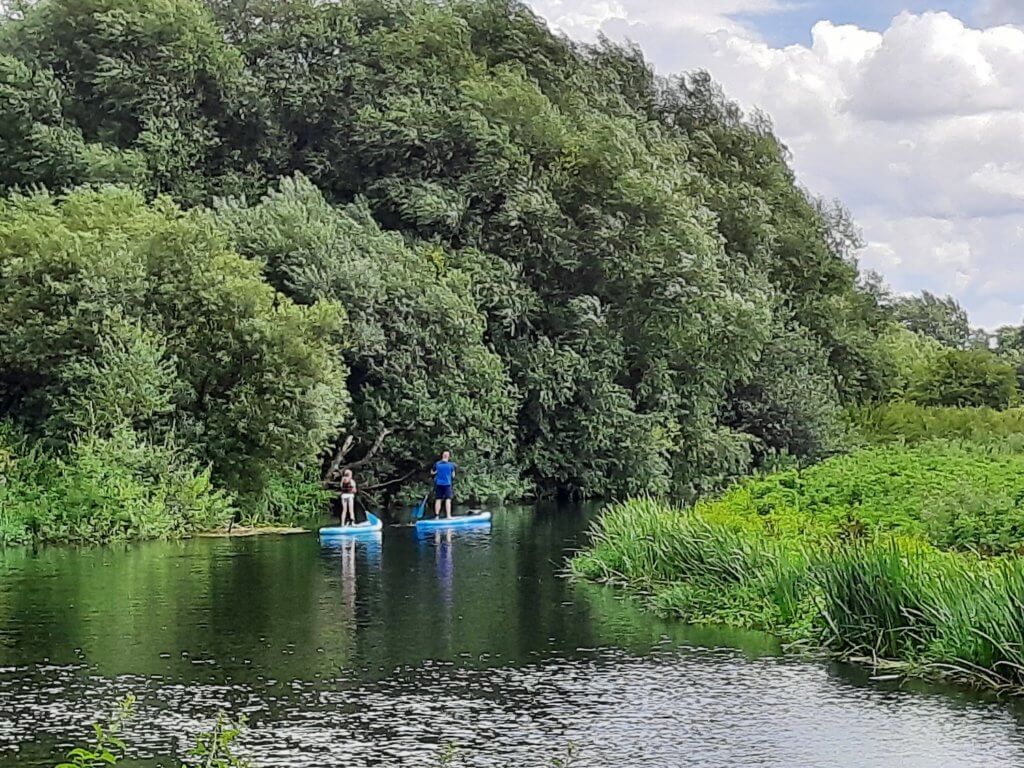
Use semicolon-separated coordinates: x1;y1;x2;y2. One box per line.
908;349;1018;409
693;441;1024;554
0;422;233;545
852;402;1024;445
722;324;848;464
0;187;349;502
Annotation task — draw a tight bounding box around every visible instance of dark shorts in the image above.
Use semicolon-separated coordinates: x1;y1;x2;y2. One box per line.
434;484;453;500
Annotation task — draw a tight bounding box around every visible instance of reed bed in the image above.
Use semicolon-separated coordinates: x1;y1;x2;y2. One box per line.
573;493;1024;693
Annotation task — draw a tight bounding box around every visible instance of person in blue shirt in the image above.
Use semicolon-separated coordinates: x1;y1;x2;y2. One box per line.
431;450;457;519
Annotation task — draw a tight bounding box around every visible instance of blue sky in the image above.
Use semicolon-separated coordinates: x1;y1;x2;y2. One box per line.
742;1;981;45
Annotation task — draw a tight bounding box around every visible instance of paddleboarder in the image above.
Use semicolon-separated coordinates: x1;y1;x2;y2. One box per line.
339;468;357;526
431;450;457;519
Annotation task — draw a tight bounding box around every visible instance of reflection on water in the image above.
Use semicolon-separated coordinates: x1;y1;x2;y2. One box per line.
1;505;1024;767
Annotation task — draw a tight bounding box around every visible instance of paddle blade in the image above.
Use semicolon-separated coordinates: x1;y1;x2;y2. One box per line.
413;501;425;520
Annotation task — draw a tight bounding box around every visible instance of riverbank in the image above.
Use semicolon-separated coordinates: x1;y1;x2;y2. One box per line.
572;435;1024;693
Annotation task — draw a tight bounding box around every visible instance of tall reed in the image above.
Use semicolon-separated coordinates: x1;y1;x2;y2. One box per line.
574;496;1024;692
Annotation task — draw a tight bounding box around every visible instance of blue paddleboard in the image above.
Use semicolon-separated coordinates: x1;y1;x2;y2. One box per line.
319;512;383;538
414;511;491;529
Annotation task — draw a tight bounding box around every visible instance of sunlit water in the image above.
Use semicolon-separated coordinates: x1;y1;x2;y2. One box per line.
2;505;1024;767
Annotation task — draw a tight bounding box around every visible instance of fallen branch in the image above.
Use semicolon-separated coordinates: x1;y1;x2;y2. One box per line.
346;428;393;470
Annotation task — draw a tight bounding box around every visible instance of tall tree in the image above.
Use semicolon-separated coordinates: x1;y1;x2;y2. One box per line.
891;291;971;349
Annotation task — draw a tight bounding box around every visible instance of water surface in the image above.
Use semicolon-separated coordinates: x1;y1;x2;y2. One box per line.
2;505;1024;767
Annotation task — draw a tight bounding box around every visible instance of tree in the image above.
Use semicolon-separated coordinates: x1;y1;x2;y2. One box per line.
0;187;349;499
722;324;847;464
0;0;256;202
215;175;521;500
0;0;905;502
870;324;944;401
891;291;971;349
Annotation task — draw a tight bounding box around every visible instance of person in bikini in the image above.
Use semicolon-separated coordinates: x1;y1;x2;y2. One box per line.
339;468;357;525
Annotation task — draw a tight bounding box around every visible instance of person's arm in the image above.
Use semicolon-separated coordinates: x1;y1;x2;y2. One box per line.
431;462;437;478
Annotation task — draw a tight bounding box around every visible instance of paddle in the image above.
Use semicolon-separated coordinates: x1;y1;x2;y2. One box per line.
412;490;430;520
356;495;372;524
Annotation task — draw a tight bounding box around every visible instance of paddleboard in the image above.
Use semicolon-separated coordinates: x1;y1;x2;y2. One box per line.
319;512;383;537
414;511;491;529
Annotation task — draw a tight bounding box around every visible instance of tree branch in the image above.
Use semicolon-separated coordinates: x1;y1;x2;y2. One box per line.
345;428;393;470
324;434;356;484
322;428;393;485
362;467;417;491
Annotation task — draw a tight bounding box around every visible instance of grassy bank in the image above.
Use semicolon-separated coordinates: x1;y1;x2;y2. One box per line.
0;422;328;546
573;436;1024;692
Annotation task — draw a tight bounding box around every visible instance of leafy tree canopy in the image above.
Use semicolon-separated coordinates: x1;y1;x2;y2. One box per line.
0;0;921;509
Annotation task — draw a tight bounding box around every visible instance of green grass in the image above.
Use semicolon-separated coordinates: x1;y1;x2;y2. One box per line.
573;438;1024;692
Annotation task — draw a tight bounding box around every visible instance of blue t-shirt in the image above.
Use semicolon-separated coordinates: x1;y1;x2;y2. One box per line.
434;461;456;486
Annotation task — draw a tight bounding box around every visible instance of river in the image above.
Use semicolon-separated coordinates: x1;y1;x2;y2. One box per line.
2;504;1024;767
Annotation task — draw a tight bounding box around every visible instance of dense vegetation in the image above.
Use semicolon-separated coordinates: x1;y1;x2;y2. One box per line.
0;0;878;542
2;0;1023;544
574;406;1024;691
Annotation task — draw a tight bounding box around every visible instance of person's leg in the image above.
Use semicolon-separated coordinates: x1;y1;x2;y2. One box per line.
434;496;442;518
345;498;353;525
445;498;452;518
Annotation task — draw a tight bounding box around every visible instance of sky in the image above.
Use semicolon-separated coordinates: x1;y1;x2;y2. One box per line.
525;0;1024;328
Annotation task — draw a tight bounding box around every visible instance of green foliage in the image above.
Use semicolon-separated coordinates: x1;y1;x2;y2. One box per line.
241;467;332;527
0;187;349;503
215;175;520;500
1;0;250;202
575;495;1024;691
55;702;253;768
55;695;135;768
909;348;1018;409
0;421;234;545
0;53;147;191
694;441;1024;554
0;0;959;533
183;714;252;768
891;290;970;349
722;324;848;465
852;402;1024;446
868;325;944;401
0;0;890;506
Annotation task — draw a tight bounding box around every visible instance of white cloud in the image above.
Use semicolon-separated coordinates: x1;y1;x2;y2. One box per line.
527;3;1024;327
980;0;1024;26
847;13;1024;120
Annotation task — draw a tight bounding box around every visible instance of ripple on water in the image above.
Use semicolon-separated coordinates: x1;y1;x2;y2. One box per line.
3;511;1024;767
3;648;1024;767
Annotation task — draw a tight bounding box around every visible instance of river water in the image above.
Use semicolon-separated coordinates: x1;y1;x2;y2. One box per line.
2;504;1024;767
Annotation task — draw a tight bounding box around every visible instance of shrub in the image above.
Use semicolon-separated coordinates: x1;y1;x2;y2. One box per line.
0;421;233;545
908;349;1018;409
692;441;1024;554
575;496;1024;690
0;187;349;502
852;402;1024;445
